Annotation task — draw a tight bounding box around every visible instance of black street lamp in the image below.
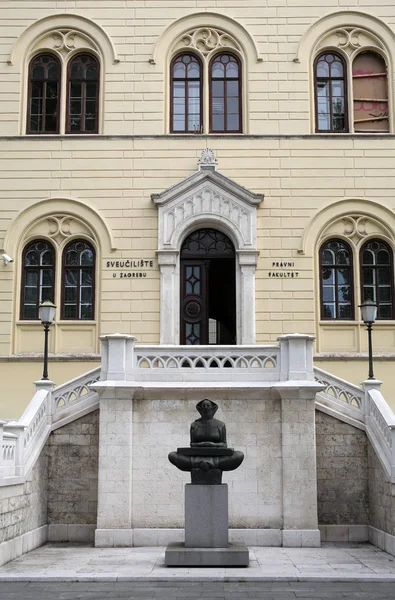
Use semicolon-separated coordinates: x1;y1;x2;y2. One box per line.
38;300;56;381
359;299;378;380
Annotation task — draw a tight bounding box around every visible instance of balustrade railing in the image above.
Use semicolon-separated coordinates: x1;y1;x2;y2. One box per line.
366;387;395;482
314;366;365;421
1;337;395;485
52;368;100;423
133;344;280;382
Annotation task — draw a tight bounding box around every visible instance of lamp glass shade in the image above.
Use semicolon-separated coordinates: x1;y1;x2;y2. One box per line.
39;300;56;324
360;299;377;324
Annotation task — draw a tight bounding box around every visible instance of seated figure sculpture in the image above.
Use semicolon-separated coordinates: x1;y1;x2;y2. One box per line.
168;399;244;484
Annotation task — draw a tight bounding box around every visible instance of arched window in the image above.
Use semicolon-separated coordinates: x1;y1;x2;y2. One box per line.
314;52;347;132
170;53;202;133
21;240;55;319
352;52;389;133
210;53;241;133
360;240;394;319
27;54;60;134
320;239;354;319
62;240;95;320
67;54;99;133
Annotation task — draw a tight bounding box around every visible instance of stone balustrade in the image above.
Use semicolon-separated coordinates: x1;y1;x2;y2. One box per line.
0;333;394;493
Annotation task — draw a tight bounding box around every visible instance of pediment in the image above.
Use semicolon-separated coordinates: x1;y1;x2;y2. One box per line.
152;150;263;251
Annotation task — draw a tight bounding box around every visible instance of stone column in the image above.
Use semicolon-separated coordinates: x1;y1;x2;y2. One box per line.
95;386;134;547
275;385;322;547
157;250;178;344
237;250;259;344
276;334;322;547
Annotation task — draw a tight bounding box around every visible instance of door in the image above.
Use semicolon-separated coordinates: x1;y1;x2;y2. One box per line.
180;228;236;345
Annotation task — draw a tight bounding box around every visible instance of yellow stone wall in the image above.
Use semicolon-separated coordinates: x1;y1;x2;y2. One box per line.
0;2;395;414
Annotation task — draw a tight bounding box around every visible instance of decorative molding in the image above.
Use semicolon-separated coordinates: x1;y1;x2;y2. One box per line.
318;213;395;247
152;152;263;251
315;25;386;57
198;148;217;170
4;197;116;257
298;198;395;256
152;153;263;344
172;27;241;59
8;13;119;66
296;10;395;64
24;214;96;247
150;12;262;65
30;28;99;58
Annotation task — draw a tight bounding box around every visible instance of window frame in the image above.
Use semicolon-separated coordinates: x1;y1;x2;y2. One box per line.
66;52;100;135
352;50;389;133
314;51;349;134
359;238;395;320
26;52;61;135
61;239;96;321
20;239;56;320
319;238;355;321
170;52;203;134
209;52;242;134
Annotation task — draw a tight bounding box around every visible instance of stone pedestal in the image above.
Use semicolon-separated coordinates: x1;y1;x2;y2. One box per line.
165;484;249;567
185;484;228;548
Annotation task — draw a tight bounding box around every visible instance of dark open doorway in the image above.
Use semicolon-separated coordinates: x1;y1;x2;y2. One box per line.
180;228;236;345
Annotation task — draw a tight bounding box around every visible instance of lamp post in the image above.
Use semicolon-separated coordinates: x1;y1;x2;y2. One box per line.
359;298;377;380
38;300;56;381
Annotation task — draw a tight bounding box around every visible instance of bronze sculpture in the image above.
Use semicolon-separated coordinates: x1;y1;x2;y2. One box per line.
168;399;244;484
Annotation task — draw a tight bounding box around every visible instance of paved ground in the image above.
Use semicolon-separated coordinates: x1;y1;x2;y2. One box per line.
1;543;395;598
0;581;395;599
1;543;395;581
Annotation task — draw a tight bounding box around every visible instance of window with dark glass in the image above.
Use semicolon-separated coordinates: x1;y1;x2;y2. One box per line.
171;54;202;133
210;53;241;133
27;54;60;133
67;54;99;133
315;52;347;132
21;240;55;319
361;240;394;319
352;51;389;133
62;240;95;319
320;240;354;319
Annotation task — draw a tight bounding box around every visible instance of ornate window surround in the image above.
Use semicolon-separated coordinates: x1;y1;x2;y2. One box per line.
150;13;262;134
169;29;245;134
8;14;118;135
299;199;395;352
152;149;264;344
295;11;395;133
3;197;114;354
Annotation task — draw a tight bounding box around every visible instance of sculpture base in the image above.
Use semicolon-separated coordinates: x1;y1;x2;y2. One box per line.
165;542;249;567
185;484;228;547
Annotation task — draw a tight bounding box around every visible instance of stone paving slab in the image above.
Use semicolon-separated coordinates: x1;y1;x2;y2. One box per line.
0;542;395;584
0;581;395;600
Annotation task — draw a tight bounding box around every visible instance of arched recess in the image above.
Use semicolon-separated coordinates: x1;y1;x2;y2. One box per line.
3;197;115;258
8;13;118;135
151;12;261;66
296;11;395;65
152;149;263;345
299;198;395;257
8;13;119;67
296;11;395;133
151;12;261;134
301;198;395;353
4;198;114;355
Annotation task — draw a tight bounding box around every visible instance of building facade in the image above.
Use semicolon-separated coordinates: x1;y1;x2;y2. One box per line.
2;2;395;416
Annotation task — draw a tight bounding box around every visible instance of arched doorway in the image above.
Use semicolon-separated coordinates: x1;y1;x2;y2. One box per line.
180;228;236;344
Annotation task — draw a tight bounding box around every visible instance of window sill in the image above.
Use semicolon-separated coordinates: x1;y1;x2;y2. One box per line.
319;320;395;325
